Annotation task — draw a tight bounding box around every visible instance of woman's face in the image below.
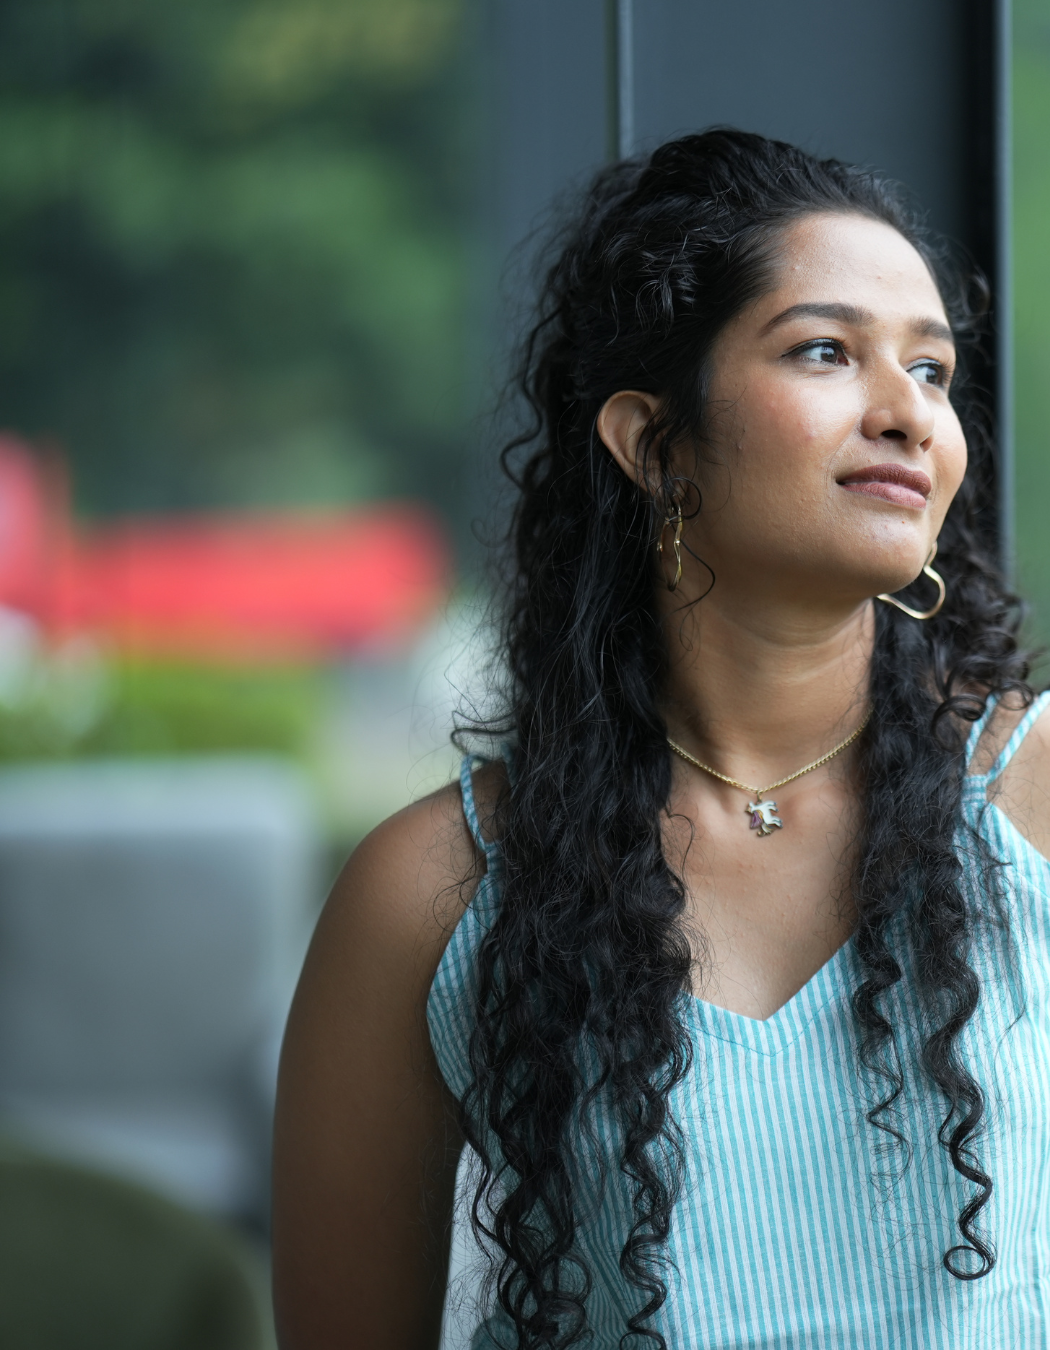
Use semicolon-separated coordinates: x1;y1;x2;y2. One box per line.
677;212;967;610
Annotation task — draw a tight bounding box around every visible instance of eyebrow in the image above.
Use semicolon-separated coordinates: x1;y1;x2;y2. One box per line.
764;301;954;345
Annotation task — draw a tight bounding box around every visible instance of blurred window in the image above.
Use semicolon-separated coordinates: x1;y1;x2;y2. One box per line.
0;0;484;840
1015;0;1050;652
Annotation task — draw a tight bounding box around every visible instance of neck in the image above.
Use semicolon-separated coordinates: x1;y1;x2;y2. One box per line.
660;587;873;783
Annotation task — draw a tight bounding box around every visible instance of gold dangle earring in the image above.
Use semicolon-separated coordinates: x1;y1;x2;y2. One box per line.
876;541;946;620
656;497;684;592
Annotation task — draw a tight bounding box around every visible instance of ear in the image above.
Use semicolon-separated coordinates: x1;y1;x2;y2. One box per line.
596;390;663;492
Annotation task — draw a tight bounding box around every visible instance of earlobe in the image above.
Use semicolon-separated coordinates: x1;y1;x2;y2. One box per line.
596;389;662;490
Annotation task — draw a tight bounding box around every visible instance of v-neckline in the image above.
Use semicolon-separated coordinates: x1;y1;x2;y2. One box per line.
683;934;856;1056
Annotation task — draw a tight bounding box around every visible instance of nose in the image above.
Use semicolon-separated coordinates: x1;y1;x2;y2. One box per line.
859;365;935;450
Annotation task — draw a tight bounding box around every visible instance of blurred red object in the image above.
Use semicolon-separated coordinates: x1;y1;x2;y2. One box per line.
0;435;53;615
0;435;450;660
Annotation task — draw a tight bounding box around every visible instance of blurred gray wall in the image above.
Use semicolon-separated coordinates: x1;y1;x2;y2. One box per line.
0;757;318;1226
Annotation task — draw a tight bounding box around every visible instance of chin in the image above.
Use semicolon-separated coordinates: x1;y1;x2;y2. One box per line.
828;552;929;606
845;535;930;588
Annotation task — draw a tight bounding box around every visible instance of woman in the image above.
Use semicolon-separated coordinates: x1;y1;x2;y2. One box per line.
272;130;1050;1348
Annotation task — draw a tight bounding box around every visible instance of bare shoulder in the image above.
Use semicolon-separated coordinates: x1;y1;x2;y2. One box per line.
272;757;507;1350
279;752;509;1108
322;780;480;981
977;692;1050;862
319;754;507;970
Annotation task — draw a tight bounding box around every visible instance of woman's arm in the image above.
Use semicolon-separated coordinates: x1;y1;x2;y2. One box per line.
272;783;481;1350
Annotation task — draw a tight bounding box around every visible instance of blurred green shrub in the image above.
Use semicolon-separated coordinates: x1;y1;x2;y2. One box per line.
0;1134;275;1350
0;652;321;761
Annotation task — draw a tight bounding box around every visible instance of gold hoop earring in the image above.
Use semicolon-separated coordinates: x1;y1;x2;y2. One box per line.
876;541;946;620
656;501;683;592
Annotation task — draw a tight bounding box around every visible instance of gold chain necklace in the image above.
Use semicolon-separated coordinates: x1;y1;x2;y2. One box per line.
666;709;872;837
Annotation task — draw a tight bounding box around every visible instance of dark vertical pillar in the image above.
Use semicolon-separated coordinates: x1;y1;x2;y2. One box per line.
606;0;635;160
486;0;607;280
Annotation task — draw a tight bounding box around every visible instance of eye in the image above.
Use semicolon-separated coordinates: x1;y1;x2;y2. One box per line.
791;339;848;367
909;359;948;388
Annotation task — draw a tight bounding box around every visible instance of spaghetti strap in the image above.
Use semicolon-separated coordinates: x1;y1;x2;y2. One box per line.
459;753;499;861
964;694;1001;769
459;754;485;853
983;690;1050;784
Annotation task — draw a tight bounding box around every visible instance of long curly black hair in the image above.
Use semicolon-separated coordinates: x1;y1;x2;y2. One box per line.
457;129;1033;1348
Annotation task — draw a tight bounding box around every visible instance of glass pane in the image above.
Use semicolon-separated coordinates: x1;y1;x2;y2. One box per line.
0;0;485;838
0;0;486;1297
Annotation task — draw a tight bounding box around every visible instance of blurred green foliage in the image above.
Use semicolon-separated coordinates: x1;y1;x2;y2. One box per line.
1015;0;1050;659
0;653;320;760
0;0;477;525
82;660;322;757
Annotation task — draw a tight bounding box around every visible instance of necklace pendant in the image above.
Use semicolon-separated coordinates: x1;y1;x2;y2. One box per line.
746;798;783;836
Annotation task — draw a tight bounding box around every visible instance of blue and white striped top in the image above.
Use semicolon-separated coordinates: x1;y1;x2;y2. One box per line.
427;693;1050;1348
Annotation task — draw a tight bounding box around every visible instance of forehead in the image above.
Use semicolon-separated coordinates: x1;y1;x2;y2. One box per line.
759;213;949;325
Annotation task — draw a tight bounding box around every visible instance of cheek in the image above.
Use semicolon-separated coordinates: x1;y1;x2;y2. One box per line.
948;431;968;490
711;384;850;560
933;418;968;512
732;378;853;484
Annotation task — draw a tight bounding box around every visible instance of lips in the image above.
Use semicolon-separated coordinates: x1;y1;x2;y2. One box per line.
838;462;931;510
